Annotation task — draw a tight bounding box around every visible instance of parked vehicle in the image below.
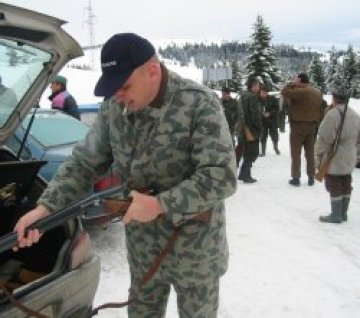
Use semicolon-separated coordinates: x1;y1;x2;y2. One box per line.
0;3;101;317
78;102;101;126
5;108;120;223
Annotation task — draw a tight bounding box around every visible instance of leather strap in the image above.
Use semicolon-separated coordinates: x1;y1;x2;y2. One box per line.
89;226;181;317
0;283;49;318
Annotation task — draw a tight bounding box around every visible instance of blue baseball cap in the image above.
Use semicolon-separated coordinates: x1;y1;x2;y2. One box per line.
94;33;156;98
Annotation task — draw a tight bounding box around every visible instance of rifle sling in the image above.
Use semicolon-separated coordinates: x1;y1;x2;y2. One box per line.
0;283;49;318
89;206;211;317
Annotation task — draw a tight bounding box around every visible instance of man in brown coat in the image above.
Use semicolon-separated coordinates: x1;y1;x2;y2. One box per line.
281;73;323;186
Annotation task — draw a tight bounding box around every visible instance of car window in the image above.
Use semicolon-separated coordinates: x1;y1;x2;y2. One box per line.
22;111;89;148
0;38;52;128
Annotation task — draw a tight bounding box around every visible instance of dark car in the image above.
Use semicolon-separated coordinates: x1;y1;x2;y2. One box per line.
0;4;101;317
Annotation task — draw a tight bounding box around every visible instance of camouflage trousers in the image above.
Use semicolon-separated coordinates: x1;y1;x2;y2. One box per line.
128;278;219;318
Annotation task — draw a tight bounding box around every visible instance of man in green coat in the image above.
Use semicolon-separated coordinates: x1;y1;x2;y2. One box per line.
238;77;262;183
14;33;237;317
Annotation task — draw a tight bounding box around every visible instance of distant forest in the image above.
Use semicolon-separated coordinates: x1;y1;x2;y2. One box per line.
158;41;320;82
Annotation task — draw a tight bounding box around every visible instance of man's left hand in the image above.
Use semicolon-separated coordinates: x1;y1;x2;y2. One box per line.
122;190;165;225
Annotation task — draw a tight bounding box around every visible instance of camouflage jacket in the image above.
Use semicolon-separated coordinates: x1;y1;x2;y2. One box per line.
38;70;237;286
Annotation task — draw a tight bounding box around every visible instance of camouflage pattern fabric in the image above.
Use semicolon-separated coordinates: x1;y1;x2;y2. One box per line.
38;69;237;314
129;274;219;317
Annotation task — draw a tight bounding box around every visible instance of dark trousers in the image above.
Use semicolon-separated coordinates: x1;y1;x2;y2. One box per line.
325;174;352;197
289;122;317;178
261;119;279;144
278;111;286;132
239;140;259;179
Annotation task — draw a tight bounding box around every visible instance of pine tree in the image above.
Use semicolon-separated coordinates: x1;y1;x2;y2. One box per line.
245;15;282;90
325;47;338;93
342;45;358;97
228;60;242;93
308;54;326;92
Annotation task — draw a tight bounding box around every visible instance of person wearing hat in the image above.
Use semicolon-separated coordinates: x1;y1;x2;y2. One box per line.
281;72;323;187
220;86;243;166
14;33;237;317
316;88;360;223
238;76;262;183
259;84;280;156
49;75;80;120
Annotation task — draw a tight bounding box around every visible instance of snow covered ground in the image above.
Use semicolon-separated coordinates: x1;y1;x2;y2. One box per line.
87;119;360;318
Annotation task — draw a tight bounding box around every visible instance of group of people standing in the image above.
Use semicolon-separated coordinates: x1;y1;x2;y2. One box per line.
221;71;360;225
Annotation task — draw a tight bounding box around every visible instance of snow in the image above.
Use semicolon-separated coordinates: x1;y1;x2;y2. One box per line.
59;65;360;318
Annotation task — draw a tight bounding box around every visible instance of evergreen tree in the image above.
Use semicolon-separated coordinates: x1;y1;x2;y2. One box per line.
325;47;338;93
228;59;242;93
308;54;326;92
342;45;358;97
245;15;282;90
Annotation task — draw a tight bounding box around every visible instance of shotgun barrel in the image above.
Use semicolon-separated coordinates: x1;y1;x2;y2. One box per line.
0;186;122;254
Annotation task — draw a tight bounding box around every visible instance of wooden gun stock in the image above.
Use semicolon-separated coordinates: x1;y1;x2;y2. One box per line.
315;160;331;182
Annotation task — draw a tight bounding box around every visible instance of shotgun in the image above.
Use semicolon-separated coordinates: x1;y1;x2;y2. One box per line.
0;185;126;254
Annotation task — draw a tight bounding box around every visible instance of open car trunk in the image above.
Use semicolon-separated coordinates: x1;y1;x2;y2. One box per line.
0;148;72;293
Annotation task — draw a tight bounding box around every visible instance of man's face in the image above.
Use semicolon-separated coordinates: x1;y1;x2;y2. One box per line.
114;63;157;111
222;91;231;101
251;82;260;93
50;82;62;94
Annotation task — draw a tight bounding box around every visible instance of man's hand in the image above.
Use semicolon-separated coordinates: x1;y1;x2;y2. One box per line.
122;190;165;225
13;205;50;251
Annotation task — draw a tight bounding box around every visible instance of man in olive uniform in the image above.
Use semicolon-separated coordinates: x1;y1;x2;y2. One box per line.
220;86;243;166
238;77;262;183
259;84;280;156
281;72;323;187
14;33;237;317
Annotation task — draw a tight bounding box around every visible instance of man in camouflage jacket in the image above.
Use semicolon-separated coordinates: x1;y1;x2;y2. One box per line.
14;33;237;317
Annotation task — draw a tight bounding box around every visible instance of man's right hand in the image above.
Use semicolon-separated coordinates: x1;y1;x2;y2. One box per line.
13;205;50;251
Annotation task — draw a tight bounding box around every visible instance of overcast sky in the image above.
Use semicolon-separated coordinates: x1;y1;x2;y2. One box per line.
5;0;360;51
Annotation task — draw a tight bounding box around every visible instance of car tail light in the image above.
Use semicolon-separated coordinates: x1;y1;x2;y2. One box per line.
94;174;121;192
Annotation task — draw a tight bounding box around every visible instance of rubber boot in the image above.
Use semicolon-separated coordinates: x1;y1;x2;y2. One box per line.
342;195;351;222
319;197;343;223
273;142;280;155
259;142;266;157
